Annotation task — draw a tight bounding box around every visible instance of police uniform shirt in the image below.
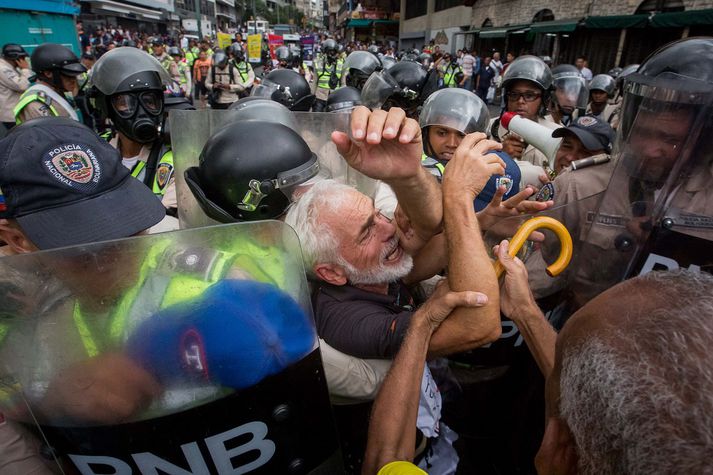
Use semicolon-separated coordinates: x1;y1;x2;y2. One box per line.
585;102;619;125
0;58;32;123
16;85;75;124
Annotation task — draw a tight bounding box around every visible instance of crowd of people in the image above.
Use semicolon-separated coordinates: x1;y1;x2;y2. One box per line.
0;26;712;475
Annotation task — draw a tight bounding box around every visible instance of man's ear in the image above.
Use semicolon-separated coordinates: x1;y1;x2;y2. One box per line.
314;262;348;286
0;219;37;254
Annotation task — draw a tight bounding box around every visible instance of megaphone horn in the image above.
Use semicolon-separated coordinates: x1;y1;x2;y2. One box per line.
501;112;562;163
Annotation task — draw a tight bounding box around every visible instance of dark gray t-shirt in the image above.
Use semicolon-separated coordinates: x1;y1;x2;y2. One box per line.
311;281;414;359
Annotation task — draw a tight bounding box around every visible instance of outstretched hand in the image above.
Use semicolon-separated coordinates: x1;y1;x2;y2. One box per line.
419;278;489;331
331;106;423;183
478;186;554;236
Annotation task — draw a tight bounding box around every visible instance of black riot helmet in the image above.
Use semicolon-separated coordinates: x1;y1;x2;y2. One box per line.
90;47;170;143
275;45;290;65
213;50;228;68
162;96;195;144
361;60;438;117
343;51;382;90
326;86;363;113
250;68;315;111
322;39;338;60
380;55;397;70
618;38;713;173
30;43;86;92
167;46;181;57
227;97;298;129
185;120;320;222
2;44;27;60
589;74;616;97
230;42;245;62
550;64;587;123
607;67;623;79
418;52;433;68
502;55;553;93
615;63;640;95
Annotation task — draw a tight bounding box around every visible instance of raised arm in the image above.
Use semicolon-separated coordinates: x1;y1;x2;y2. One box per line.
332;106;442;248
429;132;505;355
362;281;485;475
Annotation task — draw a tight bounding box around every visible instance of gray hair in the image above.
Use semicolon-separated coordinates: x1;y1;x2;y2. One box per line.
560;270;713;474
284;179;355;275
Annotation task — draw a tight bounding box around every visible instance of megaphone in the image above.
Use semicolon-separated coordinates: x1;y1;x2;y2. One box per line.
501;112;562;163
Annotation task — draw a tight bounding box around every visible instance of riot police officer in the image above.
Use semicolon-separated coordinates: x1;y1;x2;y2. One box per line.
167;46;192;99
90;47;177;214
586;74;618;126
548;64;588;126
361;60;438;118
0;44;31;130
184;120;320;223
13;44;86;124
228;42;255;98
342;50;381;90
552;37;713;311
314;39;344;112
488;55;560;168
251;68;315;111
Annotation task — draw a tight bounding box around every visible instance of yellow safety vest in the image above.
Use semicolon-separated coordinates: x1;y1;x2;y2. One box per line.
13;90;59;124
317;58;344;90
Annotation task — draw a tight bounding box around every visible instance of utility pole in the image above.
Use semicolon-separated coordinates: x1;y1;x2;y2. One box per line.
196;0;202;39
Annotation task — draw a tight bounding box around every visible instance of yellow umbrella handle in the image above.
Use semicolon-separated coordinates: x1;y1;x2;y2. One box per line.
493;216;573;278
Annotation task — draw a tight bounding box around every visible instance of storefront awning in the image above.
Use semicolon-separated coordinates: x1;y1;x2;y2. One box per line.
347;19;372;28
478;27;509;38
585;14;649;29
88;0;165;21
650;8;713;27
530;18;580;34
373;19;399;25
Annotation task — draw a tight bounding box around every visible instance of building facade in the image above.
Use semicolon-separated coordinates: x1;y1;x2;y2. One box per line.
400;0;713;73
79;0;176;33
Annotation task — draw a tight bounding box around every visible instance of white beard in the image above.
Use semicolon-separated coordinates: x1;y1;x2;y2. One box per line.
340;239;414;285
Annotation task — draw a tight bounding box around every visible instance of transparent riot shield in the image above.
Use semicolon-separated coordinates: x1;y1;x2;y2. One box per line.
171;110;381;229
569;71;713;309
0;222;343;474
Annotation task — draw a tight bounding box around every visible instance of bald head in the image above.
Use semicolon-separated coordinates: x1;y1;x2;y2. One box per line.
549;271;713;474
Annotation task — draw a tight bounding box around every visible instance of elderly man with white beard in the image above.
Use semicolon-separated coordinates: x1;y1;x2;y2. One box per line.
286;105;507;472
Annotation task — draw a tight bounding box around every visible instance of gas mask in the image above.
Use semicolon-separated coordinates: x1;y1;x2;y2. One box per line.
110;90;164;143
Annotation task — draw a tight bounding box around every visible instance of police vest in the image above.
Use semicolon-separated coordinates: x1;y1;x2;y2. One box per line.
14;89;58;123
74;239;290;357
317;59;344;90
421;153;446;180
129;148;174;198
231;60;252;82
443;64;462;88
176;61;190;86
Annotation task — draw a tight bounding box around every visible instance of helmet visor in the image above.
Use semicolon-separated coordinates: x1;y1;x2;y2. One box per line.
361;70;399;109
251;78;293;105
419;89;490;134
553;76;588;113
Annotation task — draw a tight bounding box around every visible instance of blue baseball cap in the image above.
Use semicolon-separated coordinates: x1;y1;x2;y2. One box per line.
474;150;522;211
0;117;166;249
127;279;317;390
